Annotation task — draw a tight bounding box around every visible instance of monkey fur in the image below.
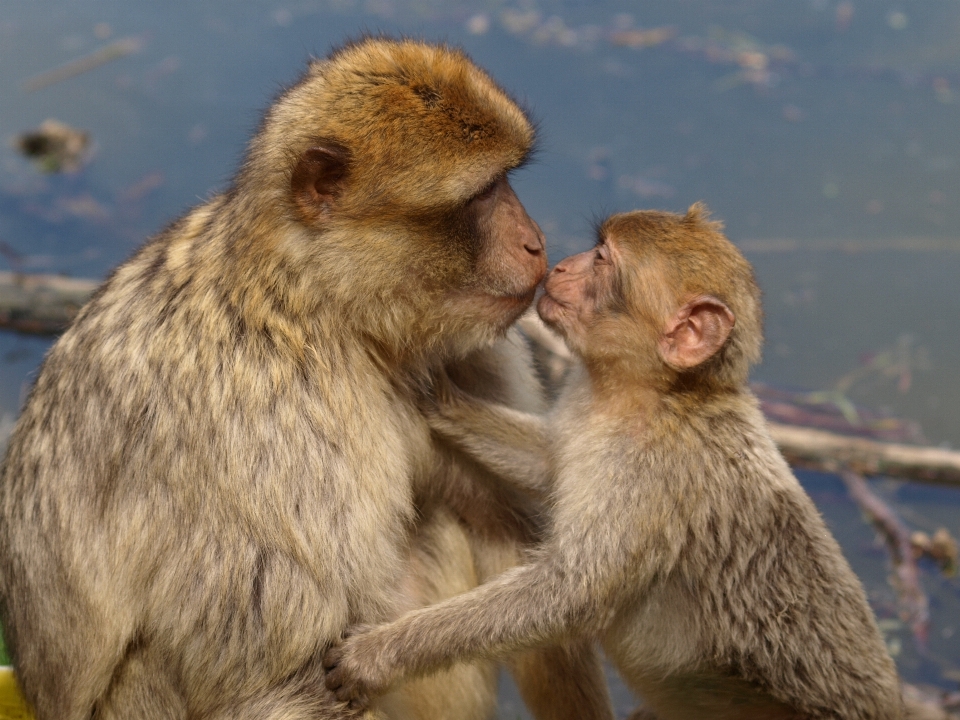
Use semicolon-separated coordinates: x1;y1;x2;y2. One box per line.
0;38;613;720
323;204;904;720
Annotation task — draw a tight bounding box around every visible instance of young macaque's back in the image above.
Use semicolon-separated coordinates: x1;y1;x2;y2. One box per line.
324;205;903;720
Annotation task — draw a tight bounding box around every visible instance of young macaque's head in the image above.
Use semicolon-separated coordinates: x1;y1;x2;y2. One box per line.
537;203;762;392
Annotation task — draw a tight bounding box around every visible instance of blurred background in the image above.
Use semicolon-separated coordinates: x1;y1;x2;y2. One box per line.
1;1;958;716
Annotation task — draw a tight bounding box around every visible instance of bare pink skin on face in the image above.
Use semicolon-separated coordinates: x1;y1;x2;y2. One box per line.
475;177;548;299
537;240;614;347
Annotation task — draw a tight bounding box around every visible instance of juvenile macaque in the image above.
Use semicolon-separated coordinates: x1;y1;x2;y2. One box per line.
324;205;904;719
0;39;612;720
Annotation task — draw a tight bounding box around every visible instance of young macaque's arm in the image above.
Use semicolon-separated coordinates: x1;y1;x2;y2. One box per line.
324;558;598;711
422;371;552;494
324;458;684;711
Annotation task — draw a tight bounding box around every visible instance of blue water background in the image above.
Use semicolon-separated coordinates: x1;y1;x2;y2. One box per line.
1;1;958;714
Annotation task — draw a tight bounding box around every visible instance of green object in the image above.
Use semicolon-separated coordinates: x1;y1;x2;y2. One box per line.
0;623;9;665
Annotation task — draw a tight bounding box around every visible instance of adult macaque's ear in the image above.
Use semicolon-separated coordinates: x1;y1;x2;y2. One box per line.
291;143;351;220
659;295;735;369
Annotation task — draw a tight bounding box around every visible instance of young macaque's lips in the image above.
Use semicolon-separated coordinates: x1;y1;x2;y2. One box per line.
536;291;565;324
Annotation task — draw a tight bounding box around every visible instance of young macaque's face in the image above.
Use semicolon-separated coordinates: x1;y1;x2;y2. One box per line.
537;217;737;378
536;237;618;350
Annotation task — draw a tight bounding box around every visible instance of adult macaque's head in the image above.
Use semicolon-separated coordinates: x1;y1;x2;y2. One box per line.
242;38;546;357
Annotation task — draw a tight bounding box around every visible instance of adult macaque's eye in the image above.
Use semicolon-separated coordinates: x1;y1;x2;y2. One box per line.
474;178;500;202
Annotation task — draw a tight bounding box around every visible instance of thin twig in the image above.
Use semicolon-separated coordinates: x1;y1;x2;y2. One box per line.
840;471;929;649
22;37;143;92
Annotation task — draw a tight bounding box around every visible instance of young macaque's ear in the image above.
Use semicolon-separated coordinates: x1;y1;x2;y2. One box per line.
291;143;351;220
659;295;735;369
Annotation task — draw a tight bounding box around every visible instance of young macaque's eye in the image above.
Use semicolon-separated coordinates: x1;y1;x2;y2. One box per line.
594;243;610;265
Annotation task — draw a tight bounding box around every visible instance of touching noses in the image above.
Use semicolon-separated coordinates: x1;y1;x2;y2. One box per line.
543;251;591;290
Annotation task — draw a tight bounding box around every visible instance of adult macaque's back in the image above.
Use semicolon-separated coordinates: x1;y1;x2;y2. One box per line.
0;39;612;720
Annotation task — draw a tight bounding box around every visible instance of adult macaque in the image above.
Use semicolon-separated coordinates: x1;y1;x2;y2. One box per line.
0;39;612;720
324;205;904;720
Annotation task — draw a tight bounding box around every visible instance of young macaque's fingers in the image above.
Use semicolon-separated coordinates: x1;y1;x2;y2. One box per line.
323;645;344;674
324;642;365;704
323;666;346;697
323;658;363;705
326;676;348;702
323;629;397;708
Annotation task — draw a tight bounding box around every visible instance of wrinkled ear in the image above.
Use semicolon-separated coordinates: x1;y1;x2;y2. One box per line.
291;143;350;221
659;295;735;369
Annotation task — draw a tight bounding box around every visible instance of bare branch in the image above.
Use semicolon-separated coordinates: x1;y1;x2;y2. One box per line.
769;423;960;488
0;271;97;335
840;471;929;648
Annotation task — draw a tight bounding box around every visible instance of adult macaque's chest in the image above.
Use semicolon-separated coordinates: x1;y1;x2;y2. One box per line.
293;373;430;613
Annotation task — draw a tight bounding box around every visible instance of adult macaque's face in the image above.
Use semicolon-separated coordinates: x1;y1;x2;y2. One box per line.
471;177;548;302
438;176;549;335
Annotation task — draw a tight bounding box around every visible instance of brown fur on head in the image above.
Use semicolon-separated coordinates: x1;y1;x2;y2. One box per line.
255;38;534;210
230;37;542;359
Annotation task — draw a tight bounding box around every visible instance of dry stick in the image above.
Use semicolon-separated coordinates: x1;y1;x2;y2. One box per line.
22;37;143;92
769;423;960;488
840;471;930;648
0;271;98;335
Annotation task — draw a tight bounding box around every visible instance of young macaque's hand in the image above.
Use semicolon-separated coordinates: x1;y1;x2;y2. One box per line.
418;367;466;421
323;625;397;711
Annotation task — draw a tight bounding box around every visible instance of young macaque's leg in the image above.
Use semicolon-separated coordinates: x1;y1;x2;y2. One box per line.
508;640;614;720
